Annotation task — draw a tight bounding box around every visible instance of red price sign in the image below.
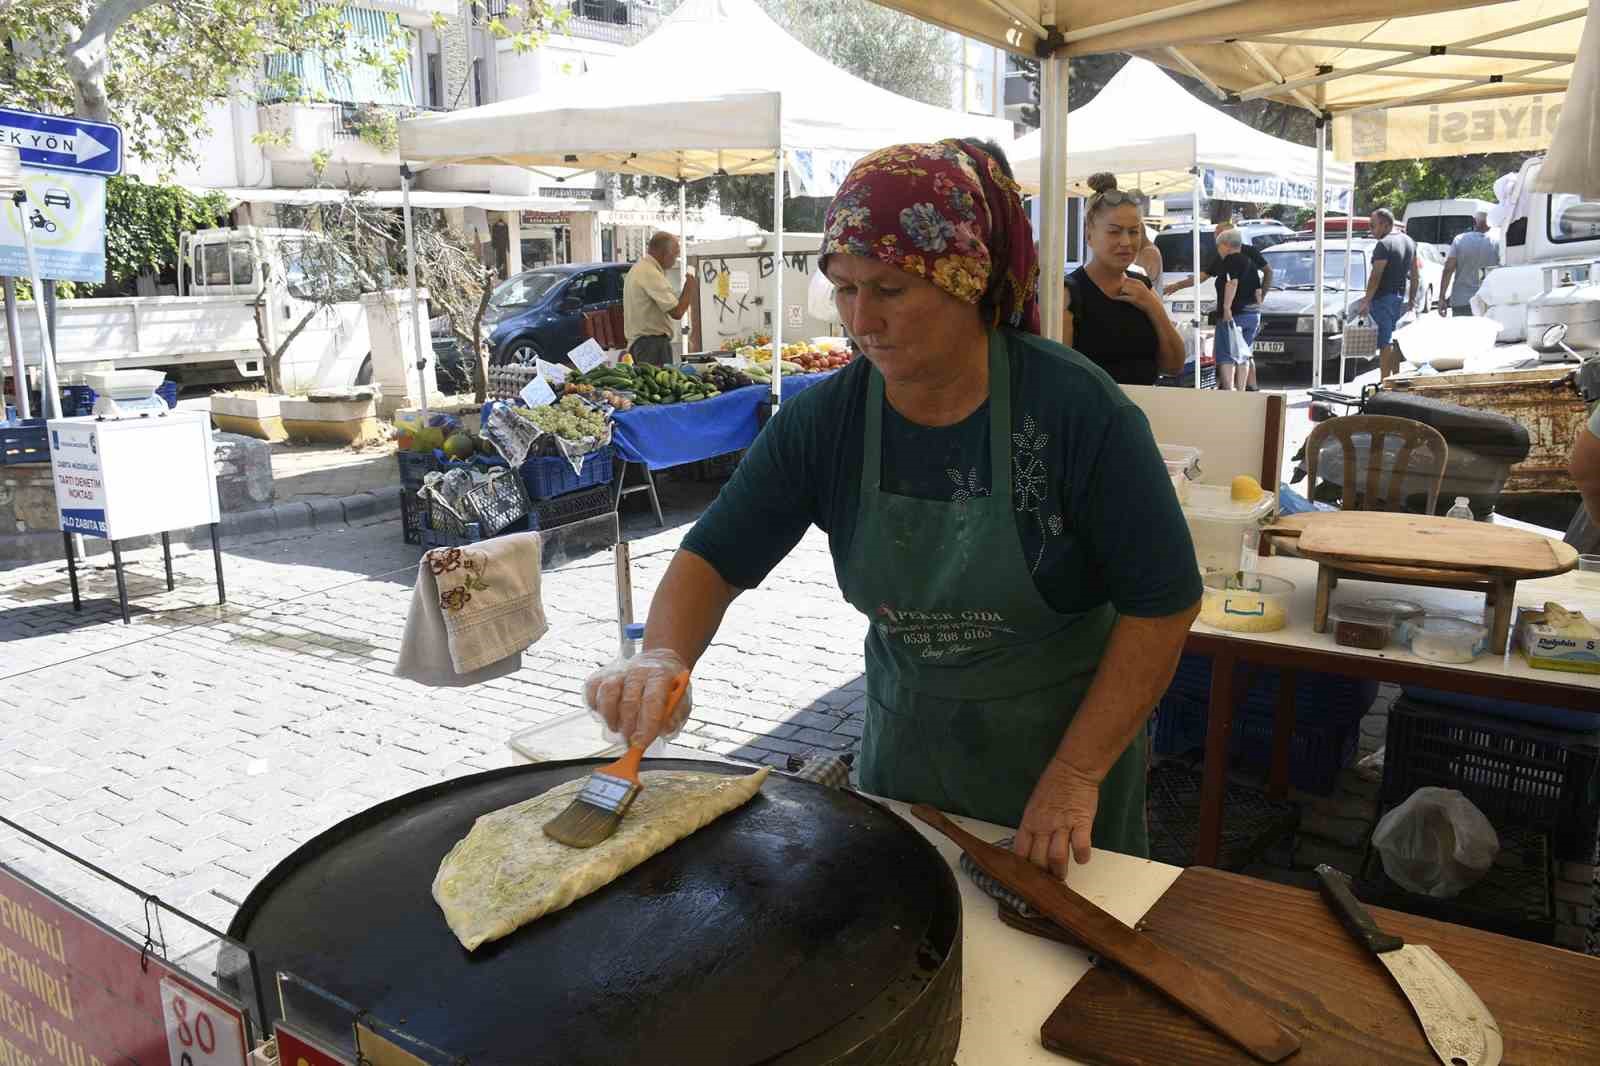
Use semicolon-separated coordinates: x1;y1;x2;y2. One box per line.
161;975;248;1066
274;1023;353;1066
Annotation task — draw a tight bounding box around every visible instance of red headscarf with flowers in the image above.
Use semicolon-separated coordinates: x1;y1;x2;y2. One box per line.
820;140;1040;334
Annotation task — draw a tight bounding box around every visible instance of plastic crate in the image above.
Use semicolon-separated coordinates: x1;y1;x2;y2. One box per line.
61;385;95;416
0;419;48;466
519;446;613;501
1167;654;1379;728
419;483;614;548
424;468;531;542
1383;695;1600;863
1151;687;1363;795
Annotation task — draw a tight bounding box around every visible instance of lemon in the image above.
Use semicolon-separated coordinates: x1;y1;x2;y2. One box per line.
1231;474;1266;503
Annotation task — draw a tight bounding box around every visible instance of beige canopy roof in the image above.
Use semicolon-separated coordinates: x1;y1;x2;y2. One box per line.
868;2;1583;116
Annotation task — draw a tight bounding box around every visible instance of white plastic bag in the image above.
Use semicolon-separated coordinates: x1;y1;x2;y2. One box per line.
1226;319;1252;362
1371;787;1499;899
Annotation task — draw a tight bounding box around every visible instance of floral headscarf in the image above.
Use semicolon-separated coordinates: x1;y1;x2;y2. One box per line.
820;140;1040;334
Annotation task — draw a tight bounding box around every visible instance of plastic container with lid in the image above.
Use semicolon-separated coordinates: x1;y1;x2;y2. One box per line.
1200;571;1295;632
1408;614;1489;664
1330;597;1425;650
1182;483;1277;573
1160;444;1203;504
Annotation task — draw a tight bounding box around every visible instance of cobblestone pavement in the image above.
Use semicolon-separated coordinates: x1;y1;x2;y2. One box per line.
0;484;866;957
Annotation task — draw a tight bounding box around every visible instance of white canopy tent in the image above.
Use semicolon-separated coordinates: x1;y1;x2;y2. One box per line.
395;0;1010;414
868;0;1589;387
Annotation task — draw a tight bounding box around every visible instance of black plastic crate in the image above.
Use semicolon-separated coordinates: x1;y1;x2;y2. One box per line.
401;487;427;545
1359;823;1555;944
1147;756;1299;870
419;483;613;549
1383;695;1600;863
0;419;48;466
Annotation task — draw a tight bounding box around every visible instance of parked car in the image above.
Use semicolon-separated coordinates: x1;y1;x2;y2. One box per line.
1158;221;1297;319
481;262;630;367
1248;238;1444;366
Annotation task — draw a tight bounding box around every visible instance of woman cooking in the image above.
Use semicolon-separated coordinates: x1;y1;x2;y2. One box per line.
587;141;1202;877
1062;173;1187;386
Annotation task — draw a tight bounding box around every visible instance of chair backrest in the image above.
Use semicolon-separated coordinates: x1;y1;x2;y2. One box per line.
582;305;627;350
1304;414;1448;513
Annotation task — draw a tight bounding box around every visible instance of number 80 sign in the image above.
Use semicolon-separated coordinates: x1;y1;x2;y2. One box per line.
160;975;249;1066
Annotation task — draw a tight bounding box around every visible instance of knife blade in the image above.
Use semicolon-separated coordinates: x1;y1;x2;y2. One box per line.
1314;864;1503;1066
911;804;1301;1063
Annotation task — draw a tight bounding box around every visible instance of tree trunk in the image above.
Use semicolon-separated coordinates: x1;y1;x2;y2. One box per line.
472;265;493;404
64;0;166;122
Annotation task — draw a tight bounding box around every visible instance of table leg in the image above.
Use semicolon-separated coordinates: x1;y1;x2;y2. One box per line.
161;531;174;591
62;531;81;611
1268;670;1298;801
109;540;130;625
1196;651;1239;867
210;523;227;606
1489;578;1514;655
1313;567;1332;633
643;467;664;528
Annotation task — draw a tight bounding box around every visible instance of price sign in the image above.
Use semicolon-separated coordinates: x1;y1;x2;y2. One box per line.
535;358;569;384
786;304;804;329
275;1022;354;1066
567;338;607;373
519;374;556;407
728;271;751;296
160;974;249;1066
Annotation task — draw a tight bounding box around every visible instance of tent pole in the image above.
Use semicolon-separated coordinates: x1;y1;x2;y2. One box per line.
1038;54;1068;342
3;277;27;419
401;167;431;420
14;194;61;419
1341;184;1354;387
1191;175;1201;390
677;178;689;365
771;145;784;409
1312;119;1326;391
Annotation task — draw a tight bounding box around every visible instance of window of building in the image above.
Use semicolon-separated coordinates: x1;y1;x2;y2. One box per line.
427;52;443;108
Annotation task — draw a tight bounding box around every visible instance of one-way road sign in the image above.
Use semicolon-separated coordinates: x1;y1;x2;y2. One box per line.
0;106;122;177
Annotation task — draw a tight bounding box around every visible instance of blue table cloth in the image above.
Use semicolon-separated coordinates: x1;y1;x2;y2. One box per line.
609;371;840;471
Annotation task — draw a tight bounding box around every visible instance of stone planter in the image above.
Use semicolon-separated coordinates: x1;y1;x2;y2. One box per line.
210;393;287;442
281;389;382;445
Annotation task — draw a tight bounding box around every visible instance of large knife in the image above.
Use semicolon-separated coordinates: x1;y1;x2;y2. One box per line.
1315;865;1503;1066
911;805;1301;1063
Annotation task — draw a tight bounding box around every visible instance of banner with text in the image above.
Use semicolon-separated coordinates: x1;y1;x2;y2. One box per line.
1201;168;1353;213
1334;94;1563;162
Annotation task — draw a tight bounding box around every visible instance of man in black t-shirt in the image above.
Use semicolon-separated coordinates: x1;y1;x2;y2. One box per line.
1164;228;1273;390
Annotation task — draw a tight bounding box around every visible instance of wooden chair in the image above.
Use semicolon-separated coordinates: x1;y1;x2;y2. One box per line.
1304;414;1448;514
581;304;627;350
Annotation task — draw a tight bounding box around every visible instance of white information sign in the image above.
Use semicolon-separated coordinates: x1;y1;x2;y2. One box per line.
535;357;569;384
728;271;751;296
786;304;804;330
0;168;107;282
49;422;107;535
519;374;557;407
567;338;607;373
160;974;249;1066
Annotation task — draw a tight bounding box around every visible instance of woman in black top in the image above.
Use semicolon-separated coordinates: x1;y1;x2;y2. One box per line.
1061;174;1186;386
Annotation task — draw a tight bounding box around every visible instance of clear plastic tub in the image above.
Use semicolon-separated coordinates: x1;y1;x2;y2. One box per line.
1160;444;1202;504
1330;598;1425;650
1182;483;1277;573
1408;614;1489;664
1200;571;1295;632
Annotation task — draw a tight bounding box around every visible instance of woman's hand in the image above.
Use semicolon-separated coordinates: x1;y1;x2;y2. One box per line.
1113;277;1164;317
1012;756;1102;879
584;648;694;748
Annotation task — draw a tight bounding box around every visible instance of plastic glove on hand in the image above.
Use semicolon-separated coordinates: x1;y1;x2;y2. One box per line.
584;648;694;749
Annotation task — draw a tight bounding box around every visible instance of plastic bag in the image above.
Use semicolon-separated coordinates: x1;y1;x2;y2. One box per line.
1226;319;1252;362
1371;787;1499;899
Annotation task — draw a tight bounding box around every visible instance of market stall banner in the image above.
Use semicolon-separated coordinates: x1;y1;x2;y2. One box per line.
1200;168;1353;213
1333;94;1564;162
0;863;252;1066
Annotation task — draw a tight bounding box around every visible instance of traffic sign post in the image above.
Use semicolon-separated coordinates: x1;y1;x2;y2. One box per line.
0;107;122;178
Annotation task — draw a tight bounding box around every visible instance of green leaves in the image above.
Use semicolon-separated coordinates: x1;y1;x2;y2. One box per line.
98;176;228;293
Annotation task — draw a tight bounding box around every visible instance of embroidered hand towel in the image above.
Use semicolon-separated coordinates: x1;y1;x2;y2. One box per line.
395;532;548;686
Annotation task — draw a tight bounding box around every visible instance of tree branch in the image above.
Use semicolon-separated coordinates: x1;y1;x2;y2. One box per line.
64;0;167;121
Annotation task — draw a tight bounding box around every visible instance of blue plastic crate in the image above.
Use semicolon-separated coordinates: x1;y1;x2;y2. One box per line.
519;446;613;500
1166;654;1378;728
0;419;48;466
1151;686;1365;795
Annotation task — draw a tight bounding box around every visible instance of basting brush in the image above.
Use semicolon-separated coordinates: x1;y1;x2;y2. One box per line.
542;670;690;848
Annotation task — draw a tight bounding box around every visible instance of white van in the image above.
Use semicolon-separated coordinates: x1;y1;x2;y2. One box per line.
1402;199;1495;254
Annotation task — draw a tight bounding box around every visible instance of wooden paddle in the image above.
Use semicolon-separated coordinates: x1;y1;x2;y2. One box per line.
910;805;1301;1064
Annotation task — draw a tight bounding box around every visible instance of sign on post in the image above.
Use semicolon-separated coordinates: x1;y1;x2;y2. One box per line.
0;108;122;177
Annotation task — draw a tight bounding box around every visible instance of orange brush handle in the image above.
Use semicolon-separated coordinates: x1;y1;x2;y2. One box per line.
604;670;690;783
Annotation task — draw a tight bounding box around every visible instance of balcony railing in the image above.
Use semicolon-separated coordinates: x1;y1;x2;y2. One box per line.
478;0;661;45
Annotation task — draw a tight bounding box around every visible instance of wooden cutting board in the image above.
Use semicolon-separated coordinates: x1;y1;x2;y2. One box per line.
1041;868;1600;1066
1290;511;1576;578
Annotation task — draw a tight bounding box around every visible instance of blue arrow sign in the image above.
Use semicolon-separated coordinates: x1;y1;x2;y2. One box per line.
0;107;122;177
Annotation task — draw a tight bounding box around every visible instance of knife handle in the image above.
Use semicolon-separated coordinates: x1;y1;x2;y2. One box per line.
1315;864;1403;955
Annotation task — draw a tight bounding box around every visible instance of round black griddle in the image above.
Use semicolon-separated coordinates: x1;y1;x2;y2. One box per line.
230;759;962;1065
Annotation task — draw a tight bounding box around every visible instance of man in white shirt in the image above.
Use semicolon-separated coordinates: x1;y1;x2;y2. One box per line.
1437;213;1500;316
623;232;697;365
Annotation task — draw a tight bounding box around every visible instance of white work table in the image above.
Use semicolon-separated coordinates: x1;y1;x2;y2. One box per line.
1186;553;1600;865
879;798;1182;1066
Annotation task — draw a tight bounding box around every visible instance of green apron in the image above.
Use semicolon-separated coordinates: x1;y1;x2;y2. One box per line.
839;331;1148;855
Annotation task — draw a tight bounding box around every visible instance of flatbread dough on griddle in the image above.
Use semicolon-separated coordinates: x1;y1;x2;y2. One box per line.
433;767;771;950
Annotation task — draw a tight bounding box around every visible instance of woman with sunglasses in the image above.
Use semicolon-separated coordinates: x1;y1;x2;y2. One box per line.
584;142;1202;879
1062;174;1187;386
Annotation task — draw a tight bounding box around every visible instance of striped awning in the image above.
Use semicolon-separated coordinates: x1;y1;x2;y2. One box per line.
262;5;416;106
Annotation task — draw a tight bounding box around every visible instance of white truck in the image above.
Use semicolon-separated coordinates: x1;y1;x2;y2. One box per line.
1475;157;1600;344
4;227;377;397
